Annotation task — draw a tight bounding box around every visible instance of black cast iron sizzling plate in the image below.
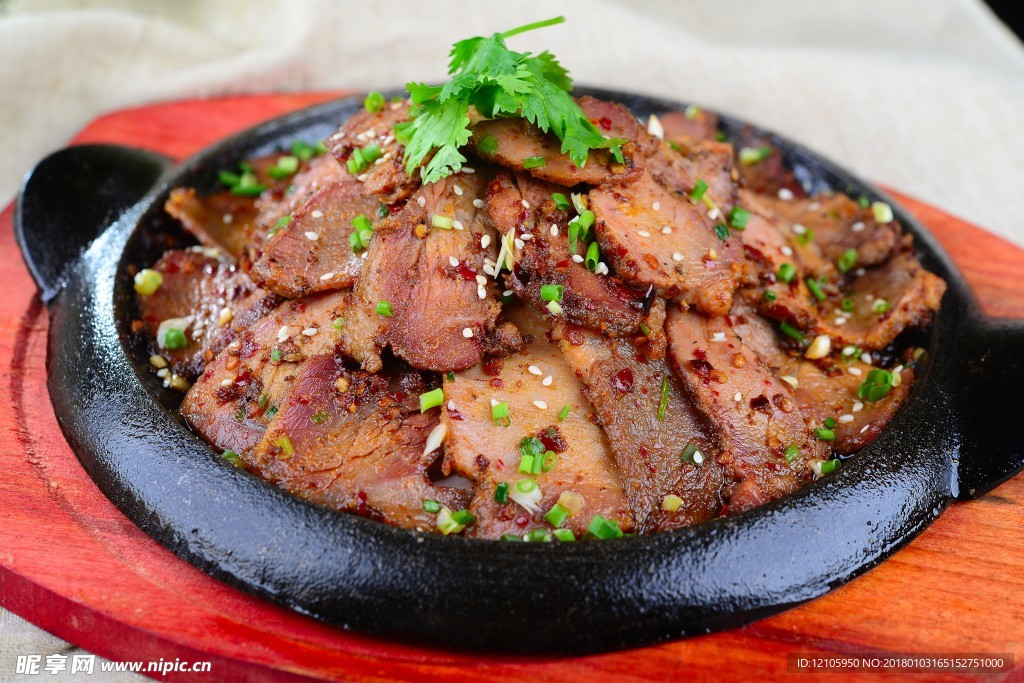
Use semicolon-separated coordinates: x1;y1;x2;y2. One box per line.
15;88;1024;654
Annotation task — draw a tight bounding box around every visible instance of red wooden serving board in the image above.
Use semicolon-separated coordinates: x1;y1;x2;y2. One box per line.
1;93;1023;682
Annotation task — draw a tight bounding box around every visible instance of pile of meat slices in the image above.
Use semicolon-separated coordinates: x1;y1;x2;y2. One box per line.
135;96;946;538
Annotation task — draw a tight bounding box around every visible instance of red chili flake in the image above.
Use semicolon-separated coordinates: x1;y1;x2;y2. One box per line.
599;117;613;131
393;391;405;403
611;367;634;393
688;358;713;379
539;426;568;453
614;244;629;258
387;202;403;214
749;394;771;414
446;405;464;421
515;515;530;528
456;261;478;281
489;378;504;389
556;259;571;268
482;357;504;376
639;445;650;460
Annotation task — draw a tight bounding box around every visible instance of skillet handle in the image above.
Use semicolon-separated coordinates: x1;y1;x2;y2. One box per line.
15;144;173;303
954;314;1024;499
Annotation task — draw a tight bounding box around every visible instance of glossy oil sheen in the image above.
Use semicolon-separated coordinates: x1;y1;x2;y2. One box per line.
15;89;1024;654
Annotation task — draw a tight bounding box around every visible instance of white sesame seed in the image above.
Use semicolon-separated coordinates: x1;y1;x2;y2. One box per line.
447;400;456;411
417;196;426;207
595;262;610;276
330;132;345;141
708;208;720;220
707;248;718;260
449;256;460;267
477;284;487;299
780;375;799;389
482;264;496;276
311;210;324;219
528;365;542;376
521;200;530;209
473;198;485;209
805;334;832;359
475;274;487;285
222;213;233;224
481;234;492;249
217;307;233;327
304;231;319;241
278;326;291;342
520;233;533;241
792;224;807;235
550;224;559;237
374;158;385;166
839;414;854;423
357;173;368;182
453;185;463;196
514;238;524;249
220;378;233;387
571;254;585;263
302;327;318;336
849;367;863;376
781;246;794;256
637;230;650;238
462;167;476;174
156;368;169;378
543;375;553;386
860;424;871;434
661;227;672;234
503;290;513;297
855;268;866;277
809;201;821;210
851;221;866;232
652;201;661;211
672;252;684;262
463;327;474;338
860;352;873;364
452;220;464;231
834;317;847;325
843;345;857;356
866;293;875;302
852;401;864;412
533;400;548;410
734;392;742;402
778;188;795;200
320;272;335;281
647;114;665;139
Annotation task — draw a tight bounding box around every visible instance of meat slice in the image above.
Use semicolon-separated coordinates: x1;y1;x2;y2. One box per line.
180;292;348;456
486;171;655;338
441;305;632;539
666;307;829;513
657;108;720;142
249;180;382;297
164;189;259;263
328;99;418;202
644;136;738;213
137;248;280;379
253;153;348;233
590;170;744;316
249;356;468;530
340;172;505;372
470;97;648;188
732;127;804;197
559;329;723;531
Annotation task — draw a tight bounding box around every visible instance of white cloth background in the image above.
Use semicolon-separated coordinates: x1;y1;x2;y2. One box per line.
1;0;1022;677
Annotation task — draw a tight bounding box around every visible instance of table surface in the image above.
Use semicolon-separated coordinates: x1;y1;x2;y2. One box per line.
1;92;1022;683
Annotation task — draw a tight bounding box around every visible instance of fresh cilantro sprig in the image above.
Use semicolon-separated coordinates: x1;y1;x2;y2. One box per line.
398;16;626;184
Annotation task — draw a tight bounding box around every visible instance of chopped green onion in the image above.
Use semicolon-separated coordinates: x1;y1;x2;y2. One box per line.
231;171;266;196
557;404;572;421
161;328;187;350
824;417;837;429
219;170;241;188
431;214;454;229
133;268;163;296
491;401;510;426
727;206;750;230
814;428;835;441
681;442;704;465
587;515;624;540
541;451;558;472
777;263;797;284
858;195;871;208
858;368;893;402
553;528;575;542
446;372;456;381
739;145;772;166
265;405;279;419
268;155;300;180
516;479;537;493
349;232;363;252
364;91;385;113
332;317;345;331
714;223;730;241
451;509;476;526
685;104;701;120
841;297;855;313
274;435;295;457
376;203;389;218
546;300;563;315
794;228;815;246
657;377;670;421
269;214;291;237
820;458;841;474
544;503;569;528
715;130;728;142
310;411;330;424
290;140;322;161
784;444;800;462
552;192;570;211
871;201;894;224
422;499;441;513
779;321;805;342
352;214;373;233
524;528;552;543
585;241;600;271
575;209;595;230
477;135;499;156
567;221;580;254
806;277;826;302
640;322;652;336
518;454;535;474
662;494;683;511
437;507;469;535
501;533;523;542
376;300;394;317
270;348;282;363
222;449;239;461
872;299;891;315
837;249;858;274
540;284;564;302
494;482;510;504
419;388;444;412
764;289;778;302
523;156;547;169
690;179;708;201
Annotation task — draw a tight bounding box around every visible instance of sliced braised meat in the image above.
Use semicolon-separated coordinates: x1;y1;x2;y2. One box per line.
441;305;632;538
328;99;418;202
164;189;259;262
644;136;738;212
181;292;348;455
253;153;349;239
728;297;914;454
137;248;280;379
340;172;504;372
249;356;468;530
740;190;900;269
486;171;655;338
590;170;744;316
249;180;382;297
732;126;804;197
656;108;720;141
559;328;723;531
666;307;829;513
